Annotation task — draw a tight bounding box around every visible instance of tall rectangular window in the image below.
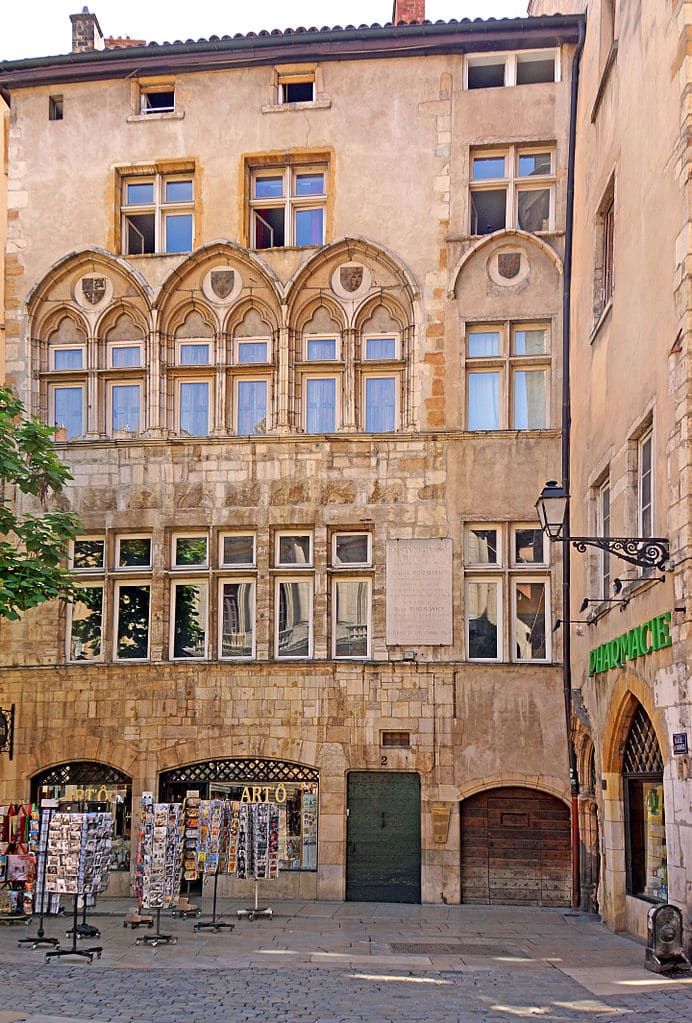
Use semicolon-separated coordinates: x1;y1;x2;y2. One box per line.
512;579;547;660
466;580;501;660
598;479;611;599
465;323;549;430
305;377;337;433
171;581;208;659
114;584;151;660
110;383;141;433
333;579;371;658
179;381;209;436
68;586;103;662
364;376;397;432
276;579;313;658
638;429;653;538
470;144;554;235
51;385;84;439
250;160;327;249
219;580;255;658
236;379;267;435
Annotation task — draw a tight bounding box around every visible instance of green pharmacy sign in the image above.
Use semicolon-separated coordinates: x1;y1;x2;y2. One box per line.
589;612;673;676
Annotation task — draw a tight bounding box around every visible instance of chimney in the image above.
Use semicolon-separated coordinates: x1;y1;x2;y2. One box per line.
70;7;104;53
392;1;426;25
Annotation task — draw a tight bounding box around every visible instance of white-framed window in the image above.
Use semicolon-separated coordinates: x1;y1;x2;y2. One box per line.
219;578;255;659
67;584;104;663
140;84;175;115
108;381;141;434
172;534;208;568
332;577;371;658
114;581;151;660
275;532;312;567
49;383;84;439
363;374;398;433
235;377;269;435
305;335;339;361
594;176;615;324
465;322;550;430
275;577;313;658
638;428;653;539
116;535;152;570
121;171;193;255
50;345;85;371
464;522;549;662
363;335;398;361
170;579;208;659
109;343;142;368
597;478;611;599
178;379;210;436
250;163;326;249
332;532;371;567
220;533;256;568
278;71;315;104
177;341;211;366
470;144;555;234
236;338;270;364
304;375;338;433
465;49;557;89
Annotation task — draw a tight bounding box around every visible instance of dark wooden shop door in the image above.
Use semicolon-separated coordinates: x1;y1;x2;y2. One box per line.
346;772;421;903
461;787;571;906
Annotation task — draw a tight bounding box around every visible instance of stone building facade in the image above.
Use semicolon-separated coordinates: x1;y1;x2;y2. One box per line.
1;4;594;911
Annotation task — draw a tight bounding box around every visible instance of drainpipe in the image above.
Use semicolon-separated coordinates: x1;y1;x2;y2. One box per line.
562;19;585;909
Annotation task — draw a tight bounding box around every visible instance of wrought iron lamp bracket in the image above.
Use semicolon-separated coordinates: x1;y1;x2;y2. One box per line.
559;536;669;571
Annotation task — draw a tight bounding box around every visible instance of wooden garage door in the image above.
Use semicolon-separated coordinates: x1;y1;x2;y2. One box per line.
461;787;571;906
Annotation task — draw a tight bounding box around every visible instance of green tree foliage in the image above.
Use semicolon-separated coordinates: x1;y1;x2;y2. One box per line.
0;386;81;620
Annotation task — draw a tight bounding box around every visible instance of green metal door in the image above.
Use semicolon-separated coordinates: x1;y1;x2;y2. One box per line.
346;772;421;903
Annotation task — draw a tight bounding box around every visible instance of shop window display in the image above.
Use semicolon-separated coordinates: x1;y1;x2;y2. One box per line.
623;704;667;901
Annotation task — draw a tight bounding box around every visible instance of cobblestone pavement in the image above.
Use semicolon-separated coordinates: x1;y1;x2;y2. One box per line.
0;900;689;1023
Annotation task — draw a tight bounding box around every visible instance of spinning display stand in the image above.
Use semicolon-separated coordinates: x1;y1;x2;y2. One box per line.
44;809;113;963
234;803;279;922
193;798;233;933
133;794;183;947
17;801;60;950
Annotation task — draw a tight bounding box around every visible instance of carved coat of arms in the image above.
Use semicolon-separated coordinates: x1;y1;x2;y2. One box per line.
497;253;521;279
81;276;107;305
210;269;235;299
340;265;364;293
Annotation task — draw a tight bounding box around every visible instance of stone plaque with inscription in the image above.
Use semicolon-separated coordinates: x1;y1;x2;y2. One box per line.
386;539;453;645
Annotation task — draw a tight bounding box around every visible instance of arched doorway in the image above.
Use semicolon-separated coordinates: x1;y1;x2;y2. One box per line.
461;786;571;906
622;703;667;902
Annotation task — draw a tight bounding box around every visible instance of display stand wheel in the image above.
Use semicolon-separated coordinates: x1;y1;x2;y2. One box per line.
134;907;177;947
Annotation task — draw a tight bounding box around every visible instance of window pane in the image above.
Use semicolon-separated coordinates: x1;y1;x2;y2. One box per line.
69;587;103;661
472;156;505;179
471;189;506;233
118;537;151;567
467;372;499;430
513;369;546;429
53;348;83;370
111;345;141;367
516;58;555;85
639;435;652;536
518;153;552;176
467;582;499;659
626;779;666;900
165;213;192;253
125;213;155;254
283;80;314;103
306;338;336;360
466;528;498;565
73;539;104;570
514;581;547;660
165;179;193;202
277;580;311;657
175;536;208;566
237;341;268;364
237;380;267;435
365;337;396;360
468;62;505;89
255;176;283;199
306;378;336;433
111;384;140;432
143;91;174;113
254;207;284;248
180;382;209;436
278;535;311;565
179;343;209;365
517;188;550;231
173;582;207;658
295;208;324;246
514;529;544;564
222;535;255;566
53;386;83;439
221;581;255;657
335;534;369;565
513;328;547;355
116;585;150;659
468;331;500;357
334;580;369;657
365;377;396;432
126;182;153;204
295;173;324;196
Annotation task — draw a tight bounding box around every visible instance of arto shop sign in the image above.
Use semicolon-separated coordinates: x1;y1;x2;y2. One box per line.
588;612;672;676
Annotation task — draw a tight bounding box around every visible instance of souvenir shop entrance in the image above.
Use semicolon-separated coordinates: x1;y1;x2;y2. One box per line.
31;762;132;875
159;758;319;893
346;772;421;904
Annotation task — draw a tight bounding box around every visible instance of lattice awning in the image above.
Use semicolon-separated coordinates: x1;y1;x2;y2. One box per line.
159;758;319;785
623;705;663;774
33;761;132;786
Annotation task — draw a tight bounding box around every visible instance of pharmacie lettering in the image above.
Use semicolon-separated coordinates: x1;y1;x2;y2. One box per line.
239;784;287;804
588;612;672;676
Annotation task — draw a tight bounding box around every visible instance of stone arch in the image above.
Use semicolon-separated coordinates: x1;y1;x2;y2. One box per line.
601;675;670;775
26;248;151;313
224;297;279;338
23;737;140;784
34;307;89;376
448;229;564;297
161;301;217;342
96;303;149;342
457;772;570;807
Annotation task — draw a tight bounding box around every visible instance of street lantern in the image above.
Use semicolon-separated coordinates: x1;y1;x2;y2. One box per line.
535;480;569;539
